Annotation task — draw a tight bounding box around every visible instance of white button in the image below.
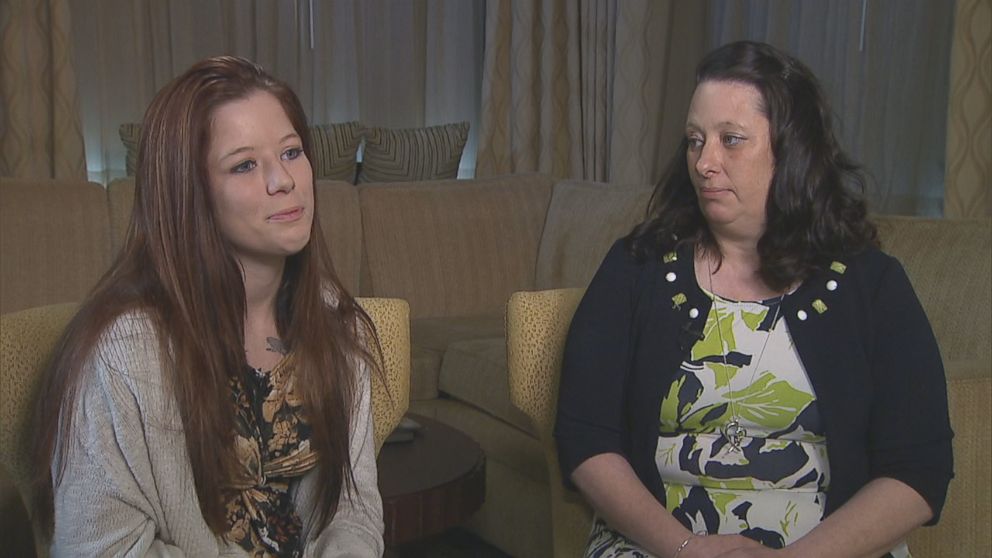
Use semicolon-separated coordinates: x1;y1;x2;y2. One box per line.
826;280;838;291
665;272;676;282
797;310;808;321
689;308;699;319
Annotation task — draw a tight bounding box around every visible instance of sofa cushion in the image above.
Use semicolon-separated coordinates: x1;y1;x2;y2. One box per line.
359;174;554;318
313;180;363;294
439;337;534;434
536;180;653;290
411;346;443;400
358;122;469;183
876;216;991;364
410;315;505;401
0;179;112;314
108;178;136;255
410;398;547;484
408;399;552;558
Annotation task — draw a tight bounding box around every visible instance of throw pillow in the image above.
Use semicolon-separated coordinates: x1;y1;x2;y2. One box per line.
358;122;469;183
309;121;363;182
119;123;142;176
118;121;363;182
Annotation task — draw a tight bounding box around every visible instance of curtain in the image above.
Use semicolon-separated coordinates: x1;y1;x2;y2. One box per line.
68;0;485;183
944;0;991;218
1;0;87;179
704;0;955;217
475;0;706;186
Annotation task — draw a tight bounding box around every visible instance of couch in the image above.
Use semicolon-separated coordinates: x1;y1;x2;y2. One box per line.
4;173;987;557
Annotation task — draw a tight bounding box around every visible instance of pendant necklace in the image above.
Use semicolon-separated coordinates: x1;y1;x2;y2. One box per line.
707;257;783;452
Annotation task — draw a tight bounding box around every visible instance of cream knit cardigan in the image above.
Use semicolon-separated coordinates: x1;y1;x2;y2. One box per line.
51;312;384;557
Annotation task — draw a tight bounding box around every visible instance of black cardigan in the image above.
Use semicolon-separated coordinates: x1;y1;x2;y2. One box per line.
554;240;953;523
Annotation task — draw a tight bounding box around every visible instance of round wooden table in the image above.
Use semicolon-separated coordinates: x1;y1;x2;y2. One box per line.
376;413;486;547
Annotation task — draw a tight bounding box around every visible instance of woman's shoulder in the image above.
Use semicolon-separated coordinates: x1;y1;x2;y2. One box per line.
88;308;167;384
839;246;905;282
600;237;671;271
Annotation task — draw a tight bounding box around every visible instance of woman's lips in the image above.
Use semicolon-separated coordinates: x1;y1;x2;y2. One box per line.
268;207;304;222
698;187;731;199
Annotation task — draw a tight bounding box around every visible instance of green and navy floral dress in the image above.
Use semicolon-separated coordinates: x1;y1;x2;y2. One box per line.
224;354;318;558
585;291;910;557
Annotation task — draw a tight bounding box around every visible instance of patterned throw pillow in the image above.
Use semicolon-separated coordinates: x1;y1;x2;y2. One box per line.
358;122;469;183
119;123;142;176
118;121;363;182
308;122;363;182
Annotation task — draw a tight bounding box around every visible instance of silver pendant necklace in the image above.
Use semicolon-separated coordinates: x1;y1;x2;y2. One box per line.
707;257;783;453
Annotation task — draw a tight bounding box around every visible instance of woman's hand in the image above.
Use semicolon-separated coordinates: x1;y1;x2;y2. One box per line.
680;534;768;557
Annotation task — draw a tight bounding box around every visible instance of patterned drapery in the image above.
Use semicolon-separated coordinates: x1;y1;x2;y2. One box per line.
0;0;86;179
475;0;706;186
704;0;955;217
944;0;991;218
68;0;485;182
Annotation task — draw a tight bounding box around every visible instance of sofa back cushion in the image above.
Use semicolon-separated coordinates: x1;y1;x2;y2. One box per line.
0;179;112;314
314;180;363;294
535;180;653;290
359;173;554;318
107;178;135;255
106;178;363;294
876;216;991;366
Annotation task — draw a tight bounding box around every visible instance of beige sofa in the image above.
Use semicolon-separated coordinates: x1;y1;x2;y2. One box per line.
3;174;987;558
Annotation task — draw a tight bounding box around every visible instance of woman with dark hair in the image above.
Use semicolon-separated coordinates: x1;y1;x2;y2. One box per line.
555;41;952;557
33;56;384;556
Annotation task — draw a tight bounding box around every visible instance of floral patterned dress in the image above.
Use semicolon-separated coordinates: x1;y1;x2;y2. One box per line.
224;353;318;558
585;291;909;558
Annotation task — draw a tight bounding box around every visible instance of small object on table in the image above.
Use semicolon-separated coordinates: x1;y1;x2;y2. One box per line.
384;416;423;444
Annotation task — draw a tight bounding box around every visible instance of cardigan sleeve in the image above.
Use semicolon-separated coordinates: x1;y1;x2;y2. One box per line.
50;315;236;557
866;256;954;524
296;360;385;557
554;240;640;484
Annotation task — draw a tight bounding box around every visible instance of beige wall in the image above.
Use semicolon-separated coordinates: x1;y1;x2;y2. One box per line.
945;0;992;218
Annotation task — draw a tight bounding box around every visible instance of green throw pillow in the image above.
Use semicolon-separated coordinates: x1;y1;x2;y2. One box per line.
358;122;469;183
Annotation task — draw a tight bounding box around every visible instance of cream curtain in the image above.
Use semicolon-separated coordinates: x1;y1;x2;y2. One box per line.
475;0;706;186
69;0;484;182
944;0;991;218
1;0;87;179
705;0;955;216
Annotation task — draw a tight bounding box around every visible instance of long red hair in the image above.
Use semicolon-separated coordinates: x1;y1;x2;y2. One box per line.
33;56;379;536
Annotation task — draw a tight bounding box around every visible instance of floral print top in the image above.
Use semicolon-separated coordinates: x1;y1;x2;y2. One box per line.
583;291;909;557
225;353;318;558
655;292;830;547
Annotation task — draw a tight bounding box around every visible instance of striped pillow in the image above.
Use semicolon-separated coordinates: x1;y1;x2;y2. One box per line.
119;122;363;182
358;122;469;183
309;122;362;182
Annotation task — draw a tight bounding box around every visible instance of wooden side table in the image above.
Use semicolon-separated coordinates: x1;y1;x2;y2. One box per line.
377;413;486;548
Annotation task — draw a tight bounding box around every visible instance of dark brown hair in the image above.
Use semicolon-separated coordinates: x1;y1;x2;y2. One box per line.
628;41;878;289
33;56;379;536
